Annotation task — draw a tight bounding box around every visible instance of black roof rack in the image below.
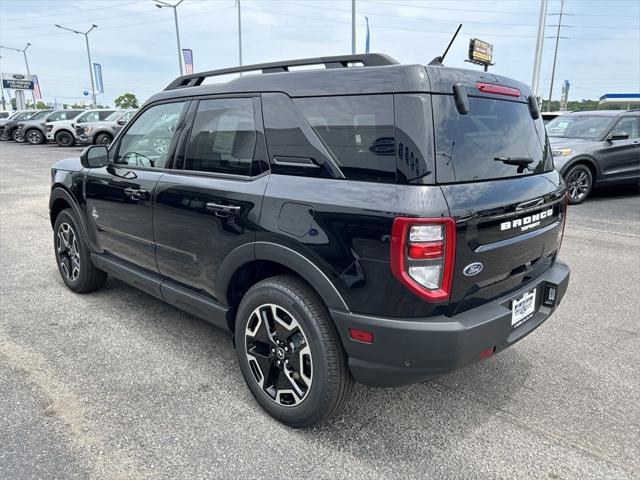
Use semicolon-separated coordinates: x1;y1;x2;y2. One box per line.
164;53;399;90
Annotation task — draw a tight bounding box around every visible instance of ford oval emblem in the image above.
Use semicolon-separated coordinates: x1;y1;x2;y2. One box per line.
13;74;25;79
463;262;483;277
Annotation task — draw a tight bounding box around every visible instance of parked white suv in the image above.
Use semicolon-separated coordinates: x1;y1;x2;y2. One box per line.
46;109;117;146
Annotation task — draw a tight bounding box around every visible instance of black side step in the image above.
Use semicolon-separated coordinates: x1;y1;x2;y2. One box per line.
91;254;229;331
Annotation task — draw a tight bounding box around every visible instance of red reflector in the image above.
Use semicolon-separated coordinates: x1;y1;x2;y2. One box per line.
348;328;373;344
479;347;495;360
408;242;443;260
476;82;521;98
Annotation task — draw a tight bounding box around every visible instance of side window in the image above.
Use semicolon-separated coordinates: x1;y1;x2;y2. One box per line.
294;95;396;183
183;98;257;176
115;102;185;169
76;112;98;123
98;111;114;121
67;111;82;120
394;94;435;185
612;117;639;139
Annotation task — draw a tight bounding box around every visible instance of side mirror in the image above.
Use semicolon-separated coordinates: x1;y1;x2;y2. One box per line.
117;119;126;125
80;145;109;168
607;131;629;141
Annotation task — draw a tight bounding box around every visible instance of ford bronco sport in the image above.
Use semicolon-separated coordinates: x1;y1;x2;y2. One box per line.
49;54;570;427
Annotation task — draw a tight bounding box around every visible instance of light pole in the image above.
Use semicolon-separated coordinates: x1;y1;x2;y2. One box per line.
546;0;565;112
0;42;35;104
351;0;356;54
155;0;185;75
531;0;548;99
55;24;98;107
236;0;243;67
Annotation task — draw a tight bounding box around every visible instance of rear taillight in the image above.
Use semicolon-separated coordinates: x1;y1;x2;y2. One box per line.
476;82;521;98
390;217;456;302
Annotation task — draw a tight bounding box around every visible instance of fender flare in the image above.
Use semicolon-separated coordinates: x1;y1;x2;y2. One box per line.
560;155;600;181
215;241;349;311
49;186;96;252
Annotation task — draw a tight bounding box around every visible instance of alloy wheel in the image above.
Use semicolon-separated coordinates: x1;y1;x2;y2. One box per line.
27;130;42;144
56;223;81;281
567;168;591;202
245;304;313;407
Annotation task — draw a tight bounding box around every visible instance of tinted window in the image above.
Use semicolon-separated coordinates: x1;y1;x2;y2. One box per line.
184;98;257;176
612;117;639;139
295;95;396;183
76;111;100;123
433;95;553;183
394;94;435;184
262;92;335;178
115;102;185;168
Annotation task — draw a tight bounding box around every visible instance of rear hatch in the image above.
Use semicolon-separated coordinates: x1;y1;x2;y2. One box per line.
427;67;566;314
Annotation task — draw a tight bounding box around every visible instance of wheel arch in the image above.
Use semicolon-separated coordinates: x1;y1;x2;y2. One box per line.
561;156;600;184
216;242;349;332
49;186;93;250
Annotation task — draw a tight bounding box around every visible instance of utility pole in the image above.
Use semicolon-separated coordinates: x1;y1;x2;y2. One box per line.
237;0;243;67
546;0;565;112
155;0;185;75
55;24;98;107
0;43;35;104
351;0;356;54
531;0;548;99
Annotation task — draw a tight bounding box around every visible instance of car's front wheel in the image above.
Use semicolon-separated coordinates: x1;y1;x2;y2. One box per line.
53;209;107;293
95;133;113;145
55;130;75;147
12;130;24;143
565;164;593;204
235;275;353;428
26;129;44;144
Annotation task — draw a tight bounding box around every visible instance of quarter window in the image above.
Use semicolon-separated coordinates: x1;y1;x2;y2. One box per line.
115;102;185;168
184;98;257;176
294;95;396;183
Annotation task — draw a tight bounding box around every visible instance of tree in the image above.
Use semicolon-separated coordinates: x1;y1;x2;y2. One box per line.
114;93;139;109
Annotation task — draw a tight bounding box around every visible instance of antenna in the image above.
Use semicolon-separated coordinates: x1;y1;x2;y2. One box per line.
429;24;462;66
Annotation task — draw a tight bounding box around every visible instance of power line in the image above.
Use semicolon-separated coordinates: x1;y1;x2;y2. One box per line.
0;1;141;22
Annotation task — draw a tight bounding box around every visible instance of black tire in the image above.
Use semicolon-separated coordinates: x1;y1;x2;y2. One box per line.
53;209;107;293
12;129;24;143
235;275;353;428
564;164;593;204
55;130;75;147
26;129;44;144
95;132;113;146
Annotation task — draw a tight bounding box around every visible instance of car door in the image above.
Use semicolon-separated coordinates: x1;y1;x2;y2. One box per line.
85;100;189;273
596;116;640;181
154;96;269;301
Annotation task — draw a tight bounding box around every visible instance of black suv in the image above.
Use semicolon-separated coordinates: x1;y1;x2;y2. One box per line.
49;54;570;427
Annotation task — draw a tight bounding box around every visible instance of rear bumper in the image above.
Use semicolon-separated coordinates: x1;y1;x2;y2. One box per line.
331;259;570;387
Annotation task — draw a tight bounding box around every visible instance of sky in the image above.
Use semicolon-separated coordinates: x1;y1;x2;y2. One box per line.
1;0;639;107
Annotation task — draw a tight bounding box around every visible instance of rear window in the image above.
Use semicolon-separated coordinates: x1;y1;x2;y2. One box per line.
433;95;553;183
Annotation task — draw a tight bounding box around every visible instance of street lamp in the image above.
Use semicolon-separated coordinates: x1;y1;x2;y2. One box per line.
155;0;185;75
55;23;98;108
0;42;35;104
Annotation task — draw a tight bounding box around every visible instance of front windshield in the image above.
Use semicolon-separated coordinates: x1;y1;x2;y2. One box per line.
546;115;613;139
105;111;124;121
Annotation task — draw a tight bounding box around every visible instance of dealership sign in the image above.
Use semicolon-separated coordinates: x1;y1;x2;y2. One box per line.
2;73;35;90
468;38;493;66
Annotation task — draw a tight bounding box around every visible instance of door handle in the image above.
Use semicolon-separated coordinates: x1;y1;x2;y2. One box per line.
123;187;147;200
206;202;241;215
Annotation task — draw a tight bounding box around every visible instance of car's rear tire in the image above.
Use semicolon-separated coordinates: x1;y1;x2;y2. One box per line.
12;129;24;143
53;209;107;293
26;129;44;144
565;164;593;204
235;275;353;428
55;130;74;147
95;132;113;145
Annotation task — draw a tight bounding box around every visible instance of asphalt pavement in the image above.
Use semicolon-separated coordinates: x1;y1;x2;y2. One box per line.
1;141;638;479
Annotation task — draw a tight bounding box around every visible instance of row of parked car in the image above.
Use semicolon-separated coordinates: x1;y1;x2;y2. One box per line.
0;108;137;147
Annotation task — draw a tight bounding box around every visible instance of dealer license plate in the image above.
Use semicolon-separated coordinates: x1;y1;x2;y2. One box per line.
511;289;536;327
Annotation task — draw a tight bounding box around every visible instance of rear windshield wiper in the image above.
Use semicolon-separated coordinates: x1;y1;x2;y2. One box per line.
494;156;534;173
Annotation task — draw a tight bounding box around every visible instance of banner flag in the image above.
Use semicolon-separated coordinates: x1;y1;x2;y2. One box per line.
93;63;104;94
32;75;42;99
365;16;370;53
182;49;194;75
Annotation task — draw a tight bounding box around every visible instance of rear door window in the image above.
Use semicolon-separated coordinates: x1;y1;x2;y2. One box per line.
294;95;396;183
433;95;553;183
